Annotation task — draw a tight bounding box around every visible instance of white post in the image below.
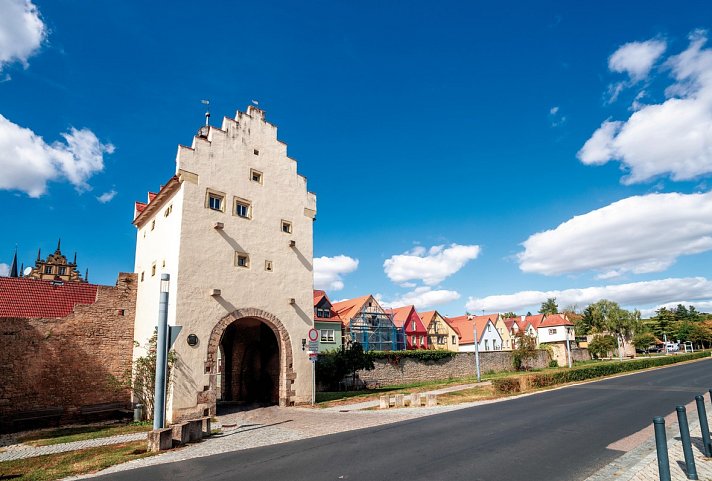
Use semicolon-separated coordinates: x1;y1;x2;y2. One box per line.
565;328;573;368
153;274;170;430
474;324;481;383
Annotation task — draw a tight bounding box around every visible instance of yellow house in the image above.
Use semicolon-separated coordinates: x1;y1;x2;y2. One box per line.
493;314;513;351
420;310;460;351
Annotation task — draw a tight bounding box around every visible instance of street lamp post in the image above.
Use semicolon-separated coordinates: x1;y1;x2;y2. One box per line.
474;324;481;383
565;327;573;368
153;274;170;430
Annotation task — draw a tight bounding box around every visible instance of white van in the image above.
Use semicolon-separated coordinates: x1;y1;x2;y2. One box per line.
665;342;680;353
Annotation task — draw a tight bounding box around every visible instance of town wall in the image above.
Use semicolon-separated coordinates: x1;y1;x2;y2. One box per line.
0;273;137;426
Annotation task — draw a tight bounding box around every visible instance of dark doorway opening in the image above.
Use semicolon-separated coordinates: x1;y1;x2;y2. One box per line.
217;317;279;410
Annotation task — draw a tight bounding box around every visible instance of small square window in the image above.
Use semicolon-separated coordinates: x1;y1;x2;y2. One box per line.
253;149;259;155
44;266;52;274
235;252;250;268
251;169;263;184
265;260;273;271
234;197;252;219
206;189;226;212
281;220;292;234
58;266;66;275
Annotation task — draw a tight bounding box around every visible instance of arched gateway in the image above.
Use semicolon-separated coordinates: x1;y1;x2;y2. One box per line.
206;308;295;412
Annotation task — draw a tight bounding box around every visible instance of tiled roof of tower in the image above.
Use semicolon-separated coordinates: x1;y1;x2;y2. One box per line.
0;277;98;318
132;175;180;228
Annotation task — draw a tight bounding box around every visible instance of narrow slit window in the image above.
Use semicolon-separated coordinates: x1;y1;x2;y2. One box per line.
235;252;250;268
265;260;273;271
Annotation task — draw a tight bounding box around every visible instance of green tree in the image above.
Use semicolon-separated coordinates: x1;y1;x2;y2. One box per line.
315;342;374;390
588;335;617;359
511;331;538;371
503;311;517;319
632;332;656;355
539;298;559;315
651;307;676;340
585;300;641;361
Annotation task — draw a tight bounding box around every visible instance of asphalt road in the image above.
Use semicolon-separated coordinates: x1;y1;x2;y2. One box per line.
97;358;712;481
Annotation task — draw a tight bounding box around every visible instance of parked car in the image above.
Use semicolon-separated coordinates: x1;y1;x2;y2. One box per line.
665;342;680;353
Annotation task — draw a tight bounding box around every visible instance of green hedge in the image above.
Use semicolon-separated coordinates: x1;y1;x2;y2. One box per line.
493;351;709;394
369;350;456;363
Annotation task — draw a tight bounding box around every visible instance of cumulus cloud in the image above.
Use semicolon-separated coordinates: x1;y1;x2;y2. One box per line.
383;244;480;286
465;277;712;313
313;255;358;291
608;39;667;81
579;32;712;184
377;286;461;310
0;0;46;72
0;263;9;276
96;189;117;203
518;191;712;277
0;115;114;197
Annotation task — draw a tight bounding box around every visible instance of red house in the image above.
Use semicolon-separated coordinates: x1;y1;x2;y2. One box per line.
388;305;428;350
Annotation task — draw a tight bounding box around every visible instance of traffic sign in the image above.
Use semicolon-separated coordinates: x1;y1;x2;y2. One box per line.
308;341;319;352
308;328;319;342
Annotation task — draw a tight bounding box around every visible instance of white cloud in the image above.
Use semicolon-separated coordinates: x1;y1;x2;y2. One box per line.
466;277;712;313
0;115;114;197
518;191;712;277
608;39;667;81
378;286;461;310
0;0;46;72
0;263;9;276
313;255;358;291
579;32;712;184
383;244;480;286
549;106;566;127
96;189;117;203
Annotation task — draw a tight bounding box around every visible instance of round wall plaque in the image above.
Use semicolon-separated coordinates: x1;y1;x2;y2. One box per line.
187;334;199;347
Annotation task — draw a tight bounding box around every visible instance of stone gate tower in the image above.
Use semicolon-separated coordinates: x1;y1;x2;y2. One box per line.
132;105;316;421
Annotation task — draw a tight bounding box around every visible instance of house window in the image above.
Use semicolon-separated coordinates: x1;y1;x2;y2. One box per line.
320;329;335;342
251;169;263;184
151;263;156;276
253;149;259;155
234;197;252;219
452;335;456;344
316;308;330;318
485;340;489;350
235;253;250;268
419;335;424;346
58;266;66;275
549;328;557;335
265;260;273;271
281;220;292;234
206;189;226;212
411;335;416;345
164;205;172;217
44;266;52;274
151;220;155;231
487;324;491;332
411;321;416;331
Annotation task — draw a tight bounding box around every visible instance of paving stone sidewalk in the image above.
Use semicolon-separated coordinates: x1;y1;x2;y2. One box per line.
586;398;712;481
0;432;147;462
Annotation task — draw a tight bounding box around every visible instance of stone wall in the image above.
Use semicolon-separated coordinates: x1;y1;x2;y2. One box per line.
0;273;137;426
356;350;551;388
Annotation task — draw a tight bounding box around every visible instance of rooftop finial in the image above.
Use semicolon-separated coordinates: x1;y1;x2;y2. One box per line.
73;252;77;265
37;247;41;261
85;268;89;283
56;238;61;252
201;99;210;126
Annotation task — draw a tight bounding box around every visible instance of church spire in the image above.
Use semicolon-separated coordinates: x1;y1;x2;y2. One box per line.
9;248;18;277
73;252;77;265
85;268;89;283
36;247;41;261
56;238;61;252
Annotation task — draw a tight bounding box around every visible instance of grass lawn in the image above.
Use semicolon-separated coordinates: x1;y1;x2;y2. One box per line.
437;385;497;405
17;422;152;447
0;440;156;481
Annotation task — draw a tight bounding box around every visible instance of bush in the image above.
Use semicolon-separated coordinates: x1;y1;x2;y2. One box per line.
548;360;559;368
588;335;617;359
315;342;374;390
493;351;708;394
492;378;521;394
369;350;456;363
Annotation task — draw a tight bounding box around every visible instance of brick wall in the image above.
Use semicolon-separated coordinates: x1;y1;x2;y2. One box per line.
0;273;137;424
355;350;552;388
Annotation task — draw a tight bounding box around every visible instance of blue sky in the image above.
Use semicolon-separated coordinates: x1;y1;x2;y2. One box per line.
1;0;712;317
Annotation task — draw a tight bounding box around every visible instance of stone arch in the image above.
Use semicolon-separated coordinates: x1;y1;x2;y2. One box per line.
204;308;295;413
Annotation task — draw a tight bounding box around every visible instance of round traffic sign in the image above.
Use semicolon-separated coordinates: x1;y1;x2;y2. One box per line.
308;328;319;342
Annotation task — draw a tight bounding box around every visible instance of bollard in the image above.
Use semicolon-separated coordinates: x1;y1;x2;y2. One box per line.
695;395;712;457
653;416;672;481
676;406;699;480
379;395;388;409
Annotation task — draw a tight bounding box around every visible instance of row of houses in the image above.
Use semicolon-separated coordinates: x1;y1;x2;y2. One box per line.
312;290;577;354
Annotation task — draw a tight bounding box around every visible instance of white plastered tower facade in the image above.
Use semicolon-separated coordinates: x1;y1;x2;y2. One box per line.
133;105;316;422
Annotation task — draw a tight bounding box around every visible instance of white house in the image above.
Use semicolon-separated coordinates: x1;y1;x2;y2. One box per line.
536;314;576;365
133;105;317;422
449;314;504;352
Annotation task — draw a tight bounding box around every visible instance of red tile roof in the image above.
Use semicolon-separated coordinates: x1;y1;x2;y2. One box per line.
448;314;499;343
135;201;147;213
419;310;436;327
332;295;373;327
0;277;98;318
313;289;342;323
386;305;417;329
539;314;574;328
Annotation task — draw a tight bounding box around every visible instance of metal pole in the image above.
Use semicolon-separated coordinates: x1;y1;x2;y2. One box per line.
696;395;712;457
153;274;170;430
676;405;699;480
474;324;481;383
565;328;573;368
653;416;672;481
311;359;315;406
